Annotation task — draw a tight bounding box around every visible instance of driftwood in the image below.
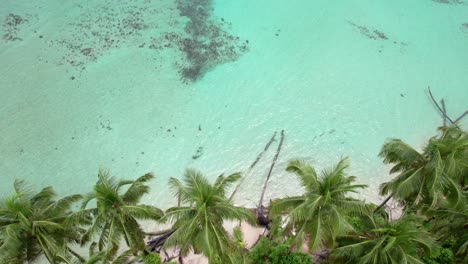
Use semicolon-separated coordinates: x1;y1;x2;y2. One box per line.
229;131;277;200
257;130;285;225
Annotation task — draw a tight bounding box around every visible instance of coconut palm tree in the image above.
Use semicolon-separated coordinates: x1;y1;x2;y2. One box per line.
0;180;83;263
79;170;163;257
270;158;368;251
428;192;468;263
163;169;255;264
378;125;467;210
332;213;435;264
71;242;133;264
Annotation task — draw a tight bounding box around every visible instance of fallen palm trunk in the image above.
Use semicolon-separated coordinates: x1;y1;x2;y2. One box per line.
249;131;278;170
257;130;285;226
454;110;468;123
229;131;277;200
428;87;454;124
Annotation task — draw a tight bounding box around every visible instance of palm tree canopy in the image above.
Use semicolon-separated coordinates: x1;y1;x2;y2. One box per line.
428;192;468;263
71;242;133;264
163;169;255;263
79;170;163;256
379;125;467;209
0;180;83;263
270;158;368;250
332;213;435;264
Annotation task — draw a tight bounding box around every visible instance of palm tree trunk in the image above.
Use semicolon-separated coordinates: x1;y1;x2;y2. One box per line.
258;130;285;216
374;193;394;213
249;131;277;170
147;229;176;252
428;87;454;124
441;99;447;126
145;228;174;236
67;247;85;262
454;110;468;123
229;131;277;200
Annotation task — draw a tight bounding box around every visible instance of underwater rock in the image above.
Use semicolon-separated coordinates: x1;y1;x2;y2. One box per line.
347;21;388;40
192;146;203;160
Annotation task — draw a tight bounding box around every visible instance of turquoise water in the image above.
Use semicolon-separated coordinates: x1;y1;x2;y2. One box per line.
1;0;467;209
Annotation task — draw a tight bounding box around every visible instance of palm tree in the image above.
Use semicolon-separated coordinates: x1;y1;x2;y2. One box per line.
378;125;467;210
71;242;133;264
163;169;255;264
0;180;83;263
332;213;435;264
428;193;468;263
270;158;368;251
79;170;163;257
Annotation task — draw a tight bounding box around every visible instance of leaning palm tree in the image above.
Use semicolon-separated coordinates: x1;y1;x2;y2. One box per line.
378;125;467;210
163;169;255;264
0;180;83;263
332;213;435;263
270;158;368;251
79;170;163;257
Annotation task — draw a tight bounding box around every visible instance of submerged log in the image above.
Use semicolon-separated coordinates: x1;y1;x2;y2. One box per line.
257;130;285;225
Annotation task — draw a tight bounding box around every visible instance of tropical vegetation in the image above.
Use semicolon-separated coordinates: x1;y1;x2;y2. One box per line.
162;169;255;263
0;124;466;263
269;158;368;250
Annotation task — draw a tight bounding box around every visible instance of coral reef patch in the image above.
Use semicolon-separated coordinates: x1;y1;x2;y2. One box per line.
432;0;465;4
2;14;28;42
347;21;388;40
49;1;163;70
41;0;247;82
173;0;248;82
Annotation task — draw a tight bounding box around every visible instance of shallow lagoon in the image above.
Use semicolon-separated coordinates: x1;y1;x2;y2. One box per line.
1;0;467;209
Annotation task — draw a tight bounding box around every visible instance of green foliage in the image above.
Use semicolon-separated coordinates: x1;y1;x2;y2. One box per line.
70;241;134;264
233;226;246;249
78;170;163;257
427;199;468;263
163;169;255;264
248;237;312;264
141;252;162;264
423;247;454;264
270;158;368;250
379;125;467;210
332;213;435;264
0;180;83;263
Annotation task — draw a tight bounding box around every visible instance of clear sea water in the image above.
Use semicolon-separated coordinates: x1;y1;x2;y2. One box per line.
1;0;467;210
